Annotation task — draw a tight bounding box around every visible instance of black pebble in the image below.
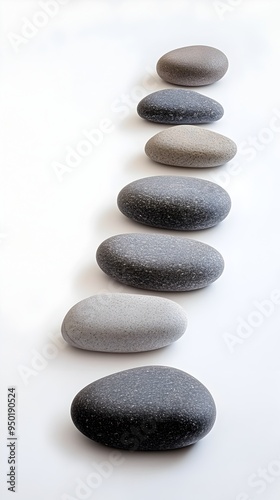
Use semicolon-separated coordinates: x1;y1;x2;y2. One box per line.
71;366;217;451
137;89;224;125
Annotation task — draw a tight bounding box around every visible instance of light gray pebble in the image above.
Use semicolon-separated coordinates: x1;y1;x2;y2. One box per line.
145;125;237;168
61;293;187;352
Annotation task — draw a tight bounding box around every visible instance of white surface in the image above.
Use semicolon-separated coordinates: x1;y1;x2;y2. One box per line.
1;1;280;499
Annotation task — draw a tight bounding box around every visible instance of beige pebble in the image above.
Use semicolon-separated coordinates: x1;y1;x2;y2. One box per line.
145;125;237;168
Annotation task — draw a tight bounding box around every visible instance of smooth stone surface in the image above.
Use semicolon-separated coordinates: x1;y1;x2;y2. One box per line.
157;45;229;86
96;233;224;292
61;293;187;352
137;89;224;125
71;366;217;451
117;176;231;231
145;125;237;168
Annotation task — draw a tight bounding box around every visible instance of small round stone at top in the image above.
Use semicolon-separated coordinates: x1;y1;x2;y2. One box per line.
156;45;229;86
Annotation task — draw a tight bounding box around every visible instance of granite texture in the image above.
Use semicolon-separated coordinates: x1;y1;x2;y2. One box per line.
61;293;187;352
117;176;231;231
145;125;237;168
137;89;224;125
96;233;224;292
156;45;229;86
71;366;217;451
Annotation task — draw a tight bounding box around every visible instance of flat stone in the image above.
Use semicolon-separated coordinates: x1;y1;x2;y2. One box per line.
96;233;224;292
61;293;187;352
71;366;216;451
117;176;231;230
156;45;229;86
145;125;237;168
137;89;223;125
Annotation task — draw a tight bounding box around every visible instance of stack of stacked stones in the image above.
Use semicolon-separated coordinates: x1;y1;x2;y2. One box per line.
63;46;237;452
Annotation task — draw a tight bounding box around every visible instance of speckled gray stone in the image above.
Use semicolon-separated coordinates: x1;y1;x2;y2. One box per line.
71;366;216;451
61;293;187;352
137;89;224;125
156;45;229;86
145;125;237;168
117;176;231;231
96;233;224;292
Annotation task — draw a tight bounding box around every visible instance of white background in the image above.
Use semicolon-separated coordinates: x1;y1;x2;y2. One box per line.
1;1;280;499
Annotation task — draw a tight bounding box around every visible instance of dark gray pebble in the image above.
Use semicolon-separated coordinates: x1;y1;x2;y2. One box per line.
117;176;231;231
71;365;216;451
137;89;224;125
96;233;224;292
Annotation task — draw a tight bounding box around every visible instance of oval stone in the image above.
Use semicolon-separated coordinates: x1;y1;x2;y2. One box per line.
156;45;229;86
145;125;237;168
71;366;217;451
117;176;231;231
96;233;224;292
137;89;224;125
61;293;187;352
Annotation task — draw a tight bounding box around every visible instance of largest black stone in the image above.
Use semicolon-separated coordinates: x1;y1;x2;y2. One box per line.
137;89;224;125
96;233;224;292
71;366;216;451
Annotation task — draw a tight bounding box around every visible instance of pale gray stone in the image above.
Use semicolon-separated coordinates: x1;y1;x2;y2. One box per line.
145;125;237;168
61;293;187;352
